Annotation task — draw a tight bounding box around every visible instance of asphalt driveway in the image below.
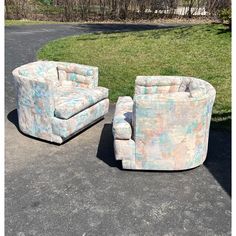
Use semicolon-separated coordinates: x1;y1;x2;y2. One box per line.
5;23;231;236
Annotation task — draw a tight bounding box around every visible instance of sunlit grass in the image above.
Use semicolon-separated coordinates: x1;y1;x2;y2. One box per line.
38;24;231;129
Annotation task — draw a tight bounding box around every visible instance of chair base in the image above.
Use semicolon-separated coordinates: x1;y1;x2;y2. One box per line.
121;159;205;171
18;99;109;144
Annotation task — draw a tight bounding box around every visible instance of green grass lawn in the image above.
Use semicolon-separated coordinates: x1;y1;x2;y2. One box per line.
37;24;231;129
5;19;63;26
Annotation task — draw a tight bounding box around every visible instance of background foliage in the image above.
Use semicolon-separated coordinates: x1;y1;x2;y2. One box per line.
5;0;231;22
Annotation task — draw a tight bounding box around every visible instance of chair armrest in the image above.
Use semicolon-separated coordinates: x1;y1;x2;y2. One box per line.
112;96;133;140
57;62;98;88
13;71;55;116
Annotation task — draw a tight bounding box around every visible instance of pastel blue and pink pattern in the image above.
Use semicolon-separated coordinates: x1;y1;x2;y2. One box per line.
113;76;216;170
55;86;108;119
12;61;109;144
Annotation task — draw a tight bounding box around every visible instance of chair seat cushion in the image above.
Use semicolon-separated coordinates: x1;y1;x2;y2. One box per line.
54;86;108;119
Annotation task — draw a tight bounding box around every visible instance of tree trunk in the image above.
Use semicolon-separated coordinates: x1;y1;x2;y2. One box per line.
5;0;9;19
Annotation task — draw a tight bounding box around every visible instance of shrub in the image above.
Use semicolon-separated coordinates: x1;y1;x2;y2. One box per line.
218;8;231;29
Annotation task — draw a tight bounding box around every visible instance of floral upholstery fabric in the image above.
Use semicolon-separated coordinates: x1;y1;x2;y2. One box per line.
12;61;109;144
17;61;58;81
54;86;108;119
135;76;183;95
114;139;135;169
16;60;98;88
52;99;109;140
113;76;216;170
57;63;98;88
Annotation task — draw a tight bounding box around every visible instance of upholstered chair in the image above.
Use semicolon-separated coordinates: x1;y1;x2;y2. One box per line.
113;76;216;170
12;61;109;144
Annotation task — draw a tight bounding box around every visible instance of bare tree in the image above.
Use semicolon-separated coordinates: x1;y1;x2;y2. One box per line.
206;0;230;15
4;0;232;21
5;0;30;19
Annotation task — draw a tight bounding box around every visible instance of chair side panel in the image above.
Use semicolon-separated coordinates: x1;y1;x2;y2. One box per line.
133;96;215;170
14;75;55;140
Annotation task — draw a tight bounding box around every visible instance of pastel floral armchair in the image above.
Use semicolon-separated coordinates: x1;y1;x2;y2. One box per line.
12;61;109;144
113;76;216;170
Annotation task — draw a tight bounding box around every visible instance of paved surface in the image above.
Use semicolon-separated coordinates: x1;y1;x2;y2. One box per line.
5;24;231;235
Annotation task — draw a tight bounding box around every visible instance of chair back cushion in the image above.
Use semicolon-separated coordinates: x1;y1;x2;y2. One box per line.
57;63;98;88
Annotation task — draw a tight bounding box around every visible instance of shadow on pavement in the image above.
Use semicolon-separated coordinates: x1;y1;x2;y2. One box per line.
96;123;122;169
97;122;231;196
7;109;19;130
8;108;231;195
211;112;231;131
204;128;231;196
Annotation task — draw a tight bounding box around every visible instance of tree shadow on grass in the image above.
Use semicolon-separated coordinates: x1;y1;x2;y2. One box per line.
72;24;189;42
75;23;182;34
214;23;231;35
75;34;128;41
217;27;231;34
